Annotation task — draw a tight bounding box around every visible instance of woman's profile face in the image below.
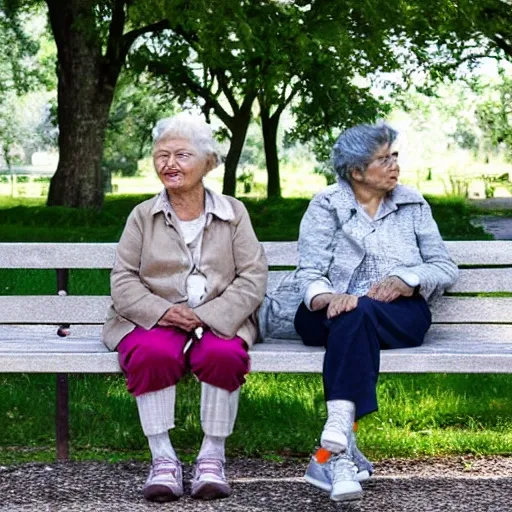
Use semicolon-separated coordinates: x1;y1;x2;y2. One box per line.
153;137;212;194
352;143;399;193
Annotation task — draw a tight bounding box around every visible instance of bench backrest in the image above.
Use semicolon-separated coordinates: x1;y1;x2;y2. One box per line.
1;241;512;327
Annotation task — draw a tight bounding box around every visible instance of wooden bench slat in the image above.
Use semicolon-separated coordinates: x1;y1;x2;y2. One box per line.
432;297;512;323
450;268;512;293
0;296;110;324
2;350;512;373
269;269;512;293
1;241;512;268
1;324;512;374
0;243;118;269
1;296;512;324
2;323;512;347
446;241;512;266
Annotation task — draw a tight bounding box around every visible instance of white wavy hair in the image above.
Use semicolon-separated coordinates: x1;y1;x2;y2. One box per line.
152;112;222;168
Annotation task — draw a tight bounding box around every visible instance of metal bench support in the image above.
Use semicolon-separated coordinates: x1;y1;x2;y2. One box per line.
56;269;70;460
56;373;69;460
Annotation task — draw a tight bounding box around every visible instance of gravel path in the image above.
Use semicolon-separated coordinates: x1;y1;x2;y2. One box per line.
471;216;512;240
2;456;512;511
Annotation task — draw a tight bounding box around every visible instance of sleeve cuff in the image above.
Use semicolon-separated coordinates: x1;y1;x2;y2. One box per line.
304;281;335;311
390;269;420;288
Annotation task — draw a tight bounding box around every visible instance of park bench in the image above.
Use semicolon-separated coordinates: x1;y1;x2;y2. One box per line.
1;241;512;459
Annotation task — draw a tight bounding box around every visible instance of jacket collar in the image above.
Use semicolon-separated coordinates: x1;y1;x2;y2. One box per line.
334;179;424;223
150;187;235;223
336;179;424;208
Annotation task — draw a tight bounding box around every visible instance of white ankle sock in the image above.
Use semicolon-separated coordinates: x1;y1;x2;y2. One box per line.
147;431;177;462
197;435;226;462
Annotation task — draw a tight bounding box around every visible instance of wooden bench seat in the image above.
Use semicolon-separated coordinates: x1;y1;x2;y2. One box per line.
1;240;512;458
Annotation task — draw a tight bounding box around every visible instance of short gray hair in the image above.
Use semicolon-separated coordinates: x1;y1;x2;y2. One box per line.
332;123;398;181
152;112;222;168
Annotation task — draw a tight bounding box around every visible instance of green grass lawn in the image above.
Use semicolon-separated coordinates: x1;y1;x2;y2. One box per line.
1;193;510;464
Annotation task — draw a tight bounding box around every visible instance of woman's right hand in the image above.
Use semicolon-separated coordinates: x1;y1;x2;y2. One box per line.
326;293;359;319
158;305;203;331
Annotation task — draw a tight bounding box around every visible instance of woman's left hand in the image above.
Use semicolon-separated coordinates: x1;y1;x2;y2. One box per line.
158;305;203;331
367;276;414;302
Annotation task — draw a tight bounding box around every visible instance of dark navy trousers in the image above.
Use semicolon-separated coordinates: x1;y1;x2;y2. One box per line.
294;296;431;419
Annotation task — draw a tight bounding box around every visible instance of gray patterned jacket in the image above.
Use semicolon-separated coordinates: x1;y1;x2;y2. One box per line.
259;181;459;339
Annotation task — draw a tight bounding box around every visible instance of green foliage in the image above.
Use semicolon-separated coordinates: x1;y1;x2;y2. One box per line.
131;0;450;195
0;6;57;167
0;92;24;168
475;70;512;162
0;192;492;243
0;1;40;95
103;76;176;177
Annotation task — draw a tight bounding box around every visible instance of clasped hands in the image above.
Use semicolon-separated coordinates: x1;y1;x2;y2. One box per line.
158;304;203;332
311;276;415;319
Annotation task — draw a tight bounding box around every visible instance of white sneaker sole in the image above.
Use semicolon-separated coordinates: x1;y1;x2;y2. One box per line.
330;482;363;502
305;470;370;492
356;469;371;482
320;430;347;454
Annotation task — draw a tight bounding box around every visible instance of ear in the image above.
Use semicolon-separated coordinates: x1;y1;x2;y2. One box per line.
350;167;365;182
204;154;216;174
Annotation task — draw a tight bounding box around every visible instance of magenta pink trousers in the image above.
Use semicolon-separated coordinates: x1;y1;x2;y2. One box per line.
117;326;250;396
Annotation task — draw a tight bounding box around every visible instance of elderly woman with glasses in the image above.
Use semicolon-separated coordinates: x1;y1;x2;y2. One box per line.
102;113;267;503
263;122;458;502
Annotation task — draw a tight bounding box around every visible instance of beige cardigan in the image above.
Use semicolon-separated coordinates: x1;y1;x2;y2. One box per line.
102;189;268;351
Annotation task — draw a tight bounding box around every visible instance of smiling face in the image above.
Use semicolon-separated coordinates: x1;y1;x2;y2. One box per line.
351;143;400;194
153;137;213;194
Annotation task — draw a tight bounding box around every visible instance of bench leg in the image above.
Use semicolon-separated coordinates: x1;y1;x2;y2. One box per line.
56;373;69;460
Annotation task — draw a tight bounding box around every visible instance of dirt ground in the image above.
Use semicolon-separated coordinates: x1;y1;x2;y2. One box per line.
2;455;512;511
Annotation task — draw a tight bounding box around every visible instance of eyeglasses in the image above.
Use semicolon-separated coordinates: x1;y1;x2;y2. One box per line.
373;151;399;168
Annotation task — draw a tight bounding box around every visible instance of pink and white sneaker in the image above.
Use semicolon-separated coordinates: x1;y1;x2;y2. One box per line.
143;458;183;502
190;458;231;500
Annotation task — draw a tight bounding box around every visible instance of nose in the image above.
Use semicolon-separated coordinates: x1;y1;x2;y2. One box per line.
389;158;399;172
166;153;178;168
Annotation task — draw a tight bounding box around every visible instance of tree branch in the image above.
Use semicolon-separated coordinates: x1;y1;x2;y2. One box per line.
120;19;171;63
492;33;512;59
272;83;300;121
178;70;234;129
215;70;240;115
104;0;126;64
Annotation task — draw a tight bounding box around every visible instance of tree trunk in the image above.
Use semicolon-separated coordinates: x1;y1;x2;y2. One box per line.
47;86;113;209
45;0;121;209
222;117;252;196
220;95;255;197
260;106;281;198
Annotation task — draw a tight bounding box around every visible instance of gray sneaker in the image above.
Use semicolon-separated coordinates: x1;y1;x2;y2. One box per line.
352;439;374;481
330;452;363;502
191;458;231;500
304;439;373;492
304;454;333;491
143;458;183;502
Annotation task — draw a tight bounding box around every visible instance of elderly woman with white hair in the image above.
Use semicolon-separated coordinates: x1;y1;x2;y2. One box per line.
263;122;458;502
102;113;267;502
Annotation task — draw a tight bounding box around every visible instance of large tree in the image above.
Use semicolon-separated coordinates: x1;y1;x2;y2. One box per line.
39;0;177;209
1;0;180;208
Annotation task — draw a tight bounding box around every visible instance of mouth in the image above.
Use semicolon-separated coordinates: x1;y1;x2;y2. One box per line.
162;170;182;181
